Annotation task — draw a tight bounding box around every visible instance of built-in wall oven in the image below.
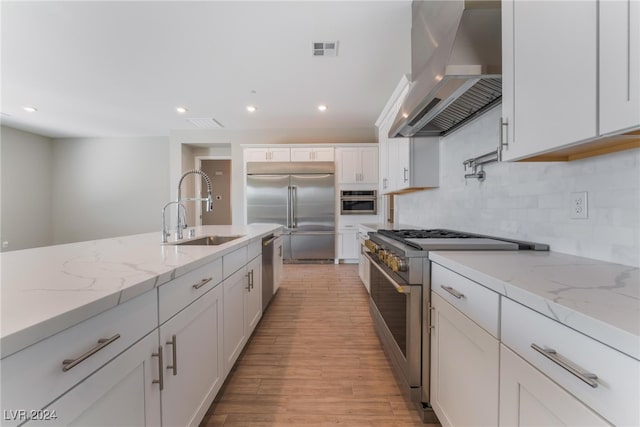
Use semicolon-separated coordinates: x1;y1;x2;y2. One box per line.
340;190;377;215
365;229;549;422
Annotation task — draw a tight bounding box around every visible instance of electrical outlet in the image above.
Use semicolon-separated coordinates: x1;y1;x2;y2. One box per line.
570;191;588;219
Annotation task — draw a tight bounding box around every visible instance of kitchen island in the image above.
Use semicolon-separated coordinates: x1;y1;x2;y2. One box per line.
1;224;282;427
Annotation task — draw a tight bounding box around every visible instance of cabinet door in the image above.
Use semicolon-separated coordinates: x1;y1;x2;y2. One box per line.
160;284;224;427
501;0;597;161
430;292;499;427
338;228;359;260
245;255;262;336
223;268;248;375
28;332;161;426
312;147;334;161
599;0;640;135
244;148;269;162
500;345;611;427
269;148;291;162
358;251;370;293
359;146;379;183
337;148;360;183
290;147;314;161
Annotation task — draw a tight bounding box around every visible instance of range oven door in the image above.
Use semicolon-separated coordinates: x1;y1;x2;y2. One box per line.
366;253;421;395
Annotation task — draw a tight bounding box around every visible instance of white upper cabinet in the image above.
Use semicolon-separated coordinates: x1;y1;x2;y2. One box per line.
501;0;598;161
376;76;439;193
336;146;378;184
501;0;639;162
599;0;640;135
290;147;334;162
244;147;291;162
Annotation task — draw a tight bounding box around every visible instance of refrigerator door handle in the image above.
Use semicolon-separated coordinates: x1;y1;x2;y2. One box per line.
291;185;297;229
286;186;291;229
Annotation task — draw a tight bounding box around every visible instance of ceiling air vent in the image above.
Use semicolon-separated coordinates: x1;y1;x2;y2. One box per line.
312;41;338;57
186;118;223;129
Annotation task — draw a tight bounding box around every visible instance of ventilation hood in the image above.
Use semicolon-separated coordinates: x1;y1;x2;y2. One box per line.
389;0;502;138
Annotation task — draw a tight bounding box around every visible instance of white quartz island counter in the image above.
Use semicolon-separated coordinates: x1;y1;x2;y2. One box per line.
429;250;640;360
0;224;282;358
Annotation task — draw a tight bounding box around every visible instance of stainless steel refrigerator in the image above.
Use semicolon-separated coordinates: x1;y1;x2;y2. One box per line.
246;162;335;261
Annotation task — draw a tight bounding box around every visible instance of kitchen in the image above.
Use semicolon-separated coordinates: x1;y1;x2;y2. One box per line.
1;1;639;426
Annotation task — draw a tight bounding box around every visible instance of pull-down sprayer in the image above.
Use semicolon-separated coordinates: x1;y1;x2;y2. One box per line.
176;170;214;240
161;169;214;243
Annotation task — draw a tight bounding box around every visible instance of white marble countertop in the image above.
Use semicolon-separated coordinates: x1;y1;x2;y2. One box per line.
429;251;640;360
0;224;282;358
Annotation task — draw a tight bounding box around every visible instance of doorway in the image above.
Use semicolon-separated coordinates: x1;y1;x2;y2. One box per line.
198;159;232;225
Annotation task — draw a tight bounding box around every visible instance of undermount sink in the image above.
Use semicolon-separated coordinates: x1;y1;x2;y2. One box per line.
173;235;244;246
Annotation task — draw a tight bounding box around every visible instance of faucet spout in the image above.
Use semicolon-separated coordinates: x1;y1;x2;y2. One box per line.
176;170;214;240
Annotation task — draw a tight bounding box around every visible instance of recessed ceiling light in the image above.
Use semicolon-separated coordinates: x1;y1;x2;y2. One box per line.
318;105;328;112
176;106;188;114
23;106;38;113
246;105;257;113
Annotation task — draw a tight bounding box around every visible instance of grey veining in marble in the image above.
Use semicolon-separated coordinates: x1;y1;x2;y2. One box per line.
0;224;282;358
429;251;640;360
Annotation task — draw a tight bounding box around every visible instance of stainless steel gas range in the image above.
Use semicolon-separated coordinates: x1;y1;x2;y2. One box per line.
363;229;548;422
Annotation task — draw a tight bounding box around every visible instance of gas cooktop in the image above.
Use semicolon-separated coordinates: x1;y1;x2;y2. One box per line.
375;228;549;251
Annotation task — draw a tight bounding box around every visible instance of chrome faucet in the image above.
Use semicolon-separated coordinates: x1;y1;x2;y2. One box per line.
162;201;186;243
175;170;214;240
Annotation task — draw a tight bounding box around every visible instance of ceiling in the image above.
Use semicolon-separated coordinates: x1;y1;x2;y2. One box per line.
1;1;412;139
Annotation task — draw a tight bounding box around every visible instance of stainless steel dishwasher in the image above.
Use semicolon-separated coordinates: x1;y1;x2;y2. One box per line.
262;234;277;310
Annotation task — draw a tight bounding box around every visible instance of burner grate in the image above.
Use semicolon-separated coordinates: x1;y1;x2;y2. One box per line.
377;229;473;244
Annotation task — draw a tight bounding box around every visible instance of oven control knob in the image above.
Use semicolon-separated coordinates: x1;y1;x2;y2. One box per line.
387;254;398;269
395;258;408;272
378;249;388;262
364;240;378;253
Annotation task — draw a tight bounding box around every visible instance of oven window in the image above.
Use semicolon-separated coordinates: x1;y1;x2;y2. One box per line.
342;199;375;213
370;266;407;356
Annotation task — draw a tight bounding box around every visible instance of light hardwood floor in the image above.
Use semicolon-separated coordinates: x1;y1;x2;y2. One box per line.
200;264;438;427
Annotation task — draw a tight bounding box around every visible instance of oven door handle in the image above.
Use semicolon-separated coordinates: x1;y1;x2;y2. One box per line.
364;252;411;294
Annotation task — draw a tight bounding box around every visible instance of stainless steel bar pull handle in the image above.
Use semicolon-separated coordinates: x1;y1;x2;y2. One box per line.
246;273;251;291
531;344;598;388
62;334;121;372
152;346;164;390
291;185;297;228
193;277;212;290
441;285;465;299
249;270;254;289
166;335;177;376
403;168;409;183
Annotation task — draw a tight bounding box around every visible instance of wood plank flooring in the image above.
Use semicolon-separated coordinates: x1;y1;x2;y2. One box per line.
200;264;438;427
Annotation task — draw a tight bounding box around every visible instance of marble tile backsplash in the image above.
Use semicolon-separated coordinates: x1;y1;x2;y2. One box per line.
396;107;640;267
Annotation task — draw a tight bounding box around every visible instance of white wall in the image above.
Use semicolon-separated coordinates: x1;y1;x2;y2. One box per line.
395;107;640;267
0;126;54;251
52;136;170;244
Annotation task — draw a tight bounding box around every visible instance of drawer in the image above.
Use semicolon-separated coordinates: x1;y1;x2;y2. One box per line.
247;238;261;261
501;297;640;427
431;263;500;338
223;245;247;278
158;258;223;324
0;291;157;426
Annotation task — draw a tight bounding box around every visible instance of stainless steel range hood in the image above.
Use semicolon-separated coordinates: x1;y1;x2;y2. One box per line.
389;0;502;138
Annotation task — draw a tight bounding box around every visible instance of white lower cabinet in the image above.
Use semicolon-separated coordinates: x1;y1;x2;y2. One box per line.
430;292;499;427
499;344;611;427
30;331;161;426
245;255;262;336
222;267;248;376
159;284;224;427
222;255;262;376
338;227;359;260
